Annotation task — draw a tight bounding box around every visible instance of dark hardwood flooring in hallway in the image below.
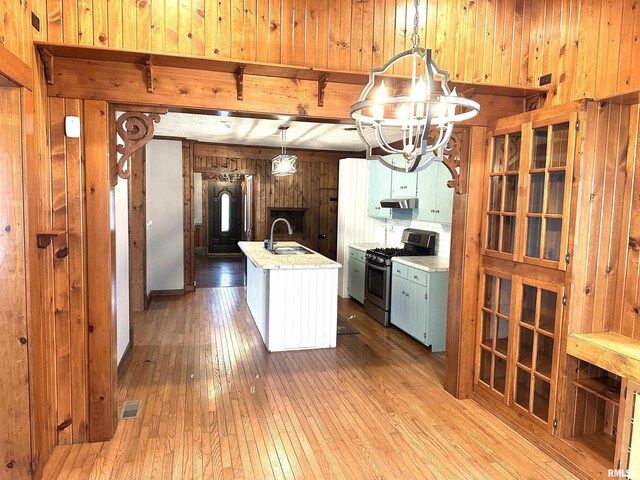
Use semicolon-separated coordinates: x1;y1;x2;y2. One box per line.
43;288;576;479
195;256;245;288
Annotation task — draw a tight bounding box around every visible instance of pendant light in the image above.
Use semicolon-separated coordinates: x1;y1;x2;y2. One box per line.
271;126;297;176
350;0;480;173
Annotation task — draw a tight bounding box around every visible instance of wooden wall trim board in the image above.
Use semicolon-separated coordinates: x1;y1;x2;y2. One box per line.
128;148;147;312
83;100;118;442
444;126;482;399
0;85;32;480
21;60;59;480
0;43;33;90
183;140;195;291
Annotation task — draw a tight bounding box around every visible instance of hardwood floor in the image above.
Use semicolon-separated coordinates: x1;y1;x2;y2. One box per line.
195;256;245;288
43;288;577;479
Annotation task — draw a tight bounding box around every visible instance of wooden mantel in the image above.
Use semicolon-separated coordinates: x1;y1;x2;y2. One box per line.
35;42;548;123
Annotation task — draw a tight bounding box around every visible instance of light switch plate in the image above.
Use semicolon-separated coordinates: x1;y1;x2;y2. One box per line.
65;116;81;138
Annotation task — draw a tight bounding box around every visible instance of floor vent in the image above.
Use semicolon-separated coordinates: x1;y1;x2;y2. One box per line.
119;400;141;420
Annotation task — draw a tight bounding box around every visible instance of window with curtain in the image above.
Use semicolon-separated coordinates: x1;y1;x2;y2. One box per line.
221;193;230;233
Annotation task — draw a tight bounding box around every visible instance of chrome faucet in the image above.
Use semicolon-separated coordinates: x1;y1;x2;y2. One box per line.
269;218;293;252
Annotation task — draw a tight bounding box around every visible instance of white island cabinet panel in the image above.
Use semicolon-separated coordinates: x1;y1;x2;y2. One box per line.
240;241;341;352
268;268;338;351
246;258;269;344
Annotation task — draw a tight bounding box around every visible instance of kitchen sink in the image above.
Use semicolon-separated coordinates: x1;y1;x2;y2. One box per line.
271;246;314;255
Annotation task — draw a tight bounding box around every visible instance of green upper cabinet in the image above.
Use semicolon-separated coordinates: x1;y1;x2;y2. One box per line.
390;155;418;197
368;160;392;219
417;162;454;224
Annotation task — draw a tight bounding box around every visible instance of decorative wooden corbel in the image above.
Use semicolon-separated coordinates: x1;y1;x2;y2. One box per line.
114;110;165;183
36;230;66;249
235;66;245;100
438;132;465;195
525;93;546;111
40;48;54;85
318;74;330;107
145;57;154;93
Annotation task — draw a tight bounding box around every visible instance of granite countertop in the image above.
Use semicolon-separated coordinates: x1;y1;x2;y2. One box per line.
348;243;401;252
239;241;341;270
392;256;450;273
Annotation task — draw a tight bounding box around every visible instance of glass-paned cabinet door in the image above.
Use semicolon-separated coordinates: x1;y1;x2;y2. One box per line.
477;270;514;398
512;278;564;431
484;131;522;257
522;116;577;270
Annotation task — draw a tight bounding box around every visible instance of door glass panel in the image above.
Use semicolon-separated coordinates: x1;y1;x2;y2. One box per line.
482;312;495;348
484;275;496;309
539;290;557;333
498;279;512;315
494;356;507;394
487;215;499;250
506;133;521;172
532;127;548;169
532;378;550;421
492;135;506;172
550;123;570;168
501;216;515;254
528;173;545;213
518;327;534;368
515;367;531;409
480;348;491;386
496;317;509;355
526;217;542;257
489;176;503;211
544;218;562;261
536;334;554;378
504;175;518;212
547;172;566;214
521;285;537;326
220;193;230;232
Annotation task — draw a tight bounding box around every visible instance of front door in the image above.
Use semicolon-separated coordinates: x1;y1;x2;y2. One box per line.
208;181;242;254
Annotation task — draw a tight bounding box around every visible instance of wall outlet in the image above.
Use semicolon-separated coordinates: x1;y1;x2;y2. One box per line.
31;12;40;31
539;73;552;86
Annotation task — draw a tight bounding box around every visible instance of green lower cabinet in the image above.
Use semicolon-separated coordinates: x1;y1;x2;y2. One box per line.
347;258;365;304
390;261;449;352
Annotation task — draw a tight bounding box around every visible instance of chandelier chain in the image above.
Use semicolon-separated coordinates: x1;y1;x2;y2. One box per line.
410;0;421;49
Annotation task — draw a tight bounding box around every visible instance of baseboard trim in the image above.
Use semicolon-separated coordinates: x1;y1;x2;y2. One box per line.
184;285;196;292
148;288;185;298
117;340;132;378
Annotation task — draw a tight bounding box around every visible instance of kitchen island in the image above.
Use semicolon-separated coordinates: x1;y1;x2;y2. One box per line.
239;241;341;352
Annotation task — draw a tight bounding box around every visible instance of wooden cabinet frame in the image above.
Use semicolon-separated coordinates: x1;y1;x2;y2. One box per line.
482;112;579;272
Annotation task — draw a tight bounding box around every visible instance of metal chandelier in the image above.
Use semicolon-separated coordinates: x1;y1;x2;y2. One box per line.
350;0;480;173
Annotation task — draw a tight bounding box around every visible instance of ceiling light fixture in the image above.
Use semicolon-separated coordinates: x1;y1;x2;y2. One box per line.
271;126;297;176
350;0;479;174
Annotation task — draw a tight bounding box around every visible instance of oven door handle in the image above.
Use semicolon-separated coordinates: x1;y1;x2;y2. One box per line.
366;262;388;272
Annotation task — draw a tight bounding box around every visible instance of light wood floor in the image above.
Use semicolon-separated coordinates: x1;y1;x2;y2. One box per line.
43;287;576;479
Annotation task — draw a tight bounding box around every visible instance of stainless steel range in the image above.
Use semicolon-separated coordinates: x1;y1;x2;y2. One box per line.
364;228;437;326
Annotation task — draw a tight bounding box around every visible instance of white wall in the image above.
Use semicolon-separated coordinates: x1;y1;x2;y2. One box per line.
115;178;130;363
146;139;185;293
336;158;452;298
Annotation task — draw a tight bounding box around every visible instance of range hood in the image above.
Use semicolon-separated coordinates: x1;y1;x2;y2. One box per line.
380;198;419;209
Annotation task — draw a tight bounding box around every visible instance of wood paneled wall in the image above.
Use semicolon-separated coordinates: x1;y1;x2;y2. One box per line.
614;105;640;339
530;0;640;106
568;102;632;336
192;143;344;259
